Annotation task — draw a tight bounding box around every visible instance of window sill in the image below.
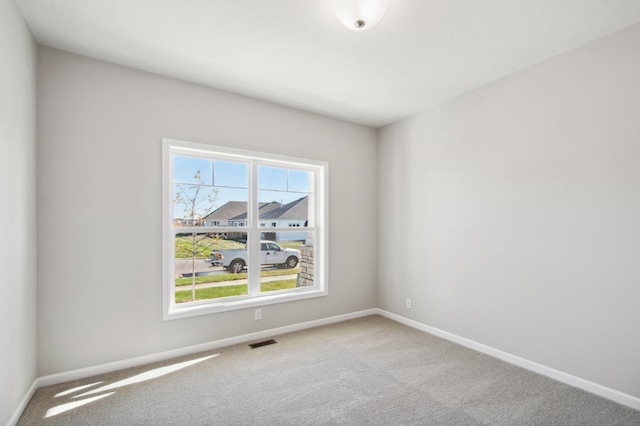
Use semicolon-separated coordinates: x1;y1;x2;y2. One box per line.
164;287;328;320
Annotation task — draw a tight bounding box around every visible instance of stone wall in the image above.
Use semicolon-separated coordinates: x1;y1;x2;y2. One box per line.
298;245;314;287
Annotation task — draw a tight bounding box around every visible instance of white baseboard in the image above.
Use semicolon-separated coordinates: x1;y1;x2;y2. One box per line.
375;309;640;412
7;379;38;426
36;308;378;388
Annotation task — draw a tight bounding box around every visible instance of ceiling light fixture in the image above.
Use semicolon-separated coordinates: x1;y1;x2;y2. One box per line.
335;0;387;31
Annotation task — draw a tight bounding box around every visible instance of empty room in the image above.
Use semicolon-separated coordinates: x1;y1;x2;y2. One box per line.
2;0;640;424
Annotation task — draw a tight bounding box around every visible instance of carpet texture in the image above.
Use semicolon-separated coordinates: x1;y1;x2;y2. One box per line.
18;315;640;425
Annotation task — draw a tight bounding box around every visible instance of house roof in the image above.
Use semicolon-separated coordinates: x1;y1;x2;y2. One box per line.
203;201;282;221
230;201;282;221
261;197;308;221
204;201;250;220
204;197;308;221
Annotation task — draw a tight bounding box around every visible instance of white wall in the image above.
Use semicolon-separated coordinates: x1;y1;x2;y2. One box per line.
0;0;37;423
378;24;640;399
37;47;378;376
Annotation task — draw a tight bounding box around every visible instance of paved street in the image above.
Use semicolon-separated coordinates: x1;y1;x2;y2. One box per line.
174;257;220;277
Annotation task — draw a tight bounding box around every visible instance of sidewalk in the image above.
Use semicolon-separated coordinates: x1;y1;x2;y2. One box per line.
176;274;297;291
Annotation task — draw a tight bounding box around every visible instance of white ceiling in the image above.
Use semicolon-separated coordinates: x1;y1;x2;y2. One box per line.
16;0;640;128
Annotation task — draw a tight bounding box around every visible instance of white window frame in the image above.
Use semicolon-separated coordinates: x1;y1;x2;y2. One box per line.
162;138;328;320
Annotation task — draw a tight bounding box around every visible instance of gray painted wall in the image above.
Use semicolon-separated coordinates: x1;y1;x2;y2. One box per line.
378;24;640;398
37;47;378;375
0;0;37;423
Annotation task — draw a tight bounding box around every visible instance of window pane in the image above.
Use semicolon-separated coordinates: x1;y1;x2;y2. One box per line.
173;184;218;226
258;166;312;193
174;232;249;303
288;169;310;193
258;165;287;191
213;160;248;188
259;232;314;293
174;158;250;227
174;156;213;185
258;166;313;224
201;187;249;228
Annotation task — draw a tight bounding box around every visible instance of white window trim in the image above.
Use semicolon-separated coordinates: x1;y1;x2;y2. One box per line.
162;138;328;320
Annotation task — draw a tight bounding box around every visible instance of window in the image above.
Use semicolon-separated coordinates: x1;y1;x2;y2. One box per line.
163;138;328;319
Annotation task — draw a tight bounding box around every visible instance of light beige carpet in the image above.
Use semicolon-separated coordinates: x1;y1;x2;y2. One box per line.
18;315;640;425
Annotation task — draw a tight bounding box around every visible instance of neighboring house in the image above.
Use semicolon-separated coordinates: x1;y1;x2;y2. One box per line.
173;218;203;226
228;201;283;227
260;197;309;241
201;197;310;241
202;201;253;227
202;200;284;239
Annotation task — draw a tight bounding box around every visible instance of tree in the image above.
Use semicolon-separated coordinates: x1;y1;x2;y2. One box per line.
174;170;217;301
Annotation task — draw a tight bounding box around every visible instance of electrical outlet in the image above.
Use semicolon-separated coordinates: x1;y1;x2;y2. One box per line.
254;308;262;320
406;298;412;309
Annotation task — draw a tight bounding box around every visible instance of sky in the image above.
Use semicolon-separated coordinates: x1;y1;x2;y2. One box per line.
173;155;311;219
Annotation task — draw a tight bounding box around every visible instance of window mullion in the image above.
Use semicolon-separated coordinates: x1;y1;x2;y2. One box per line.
247;160;260;295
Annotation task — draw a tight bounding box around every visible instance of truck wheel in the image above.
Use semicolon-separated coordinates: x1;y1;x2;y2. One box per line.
229;259;245;274
285;256;298;269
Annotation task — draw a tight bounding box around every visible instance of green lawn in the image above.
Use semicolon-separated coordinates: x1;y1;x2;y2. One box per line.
175;279;297;303
277;240;305;249
175;236;245;259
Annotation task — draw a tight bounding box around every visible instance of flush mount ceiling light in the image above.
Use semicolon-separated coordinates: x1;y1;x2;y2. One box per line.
335;0;387;31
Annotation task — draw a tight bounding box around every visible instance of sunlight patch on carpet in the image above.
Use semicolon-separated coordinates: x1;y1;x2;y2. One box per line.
44;354;219;418
45;393;115;418
74;354;219;398
54;381;104;398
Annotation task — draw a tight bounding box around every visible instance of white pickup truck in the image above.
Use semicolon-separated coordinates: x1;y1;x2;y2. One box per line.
210;241;300;273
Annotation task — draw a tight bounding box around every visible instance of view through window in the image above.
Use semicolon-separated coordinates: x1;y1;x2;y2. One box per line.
163;139;327;319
